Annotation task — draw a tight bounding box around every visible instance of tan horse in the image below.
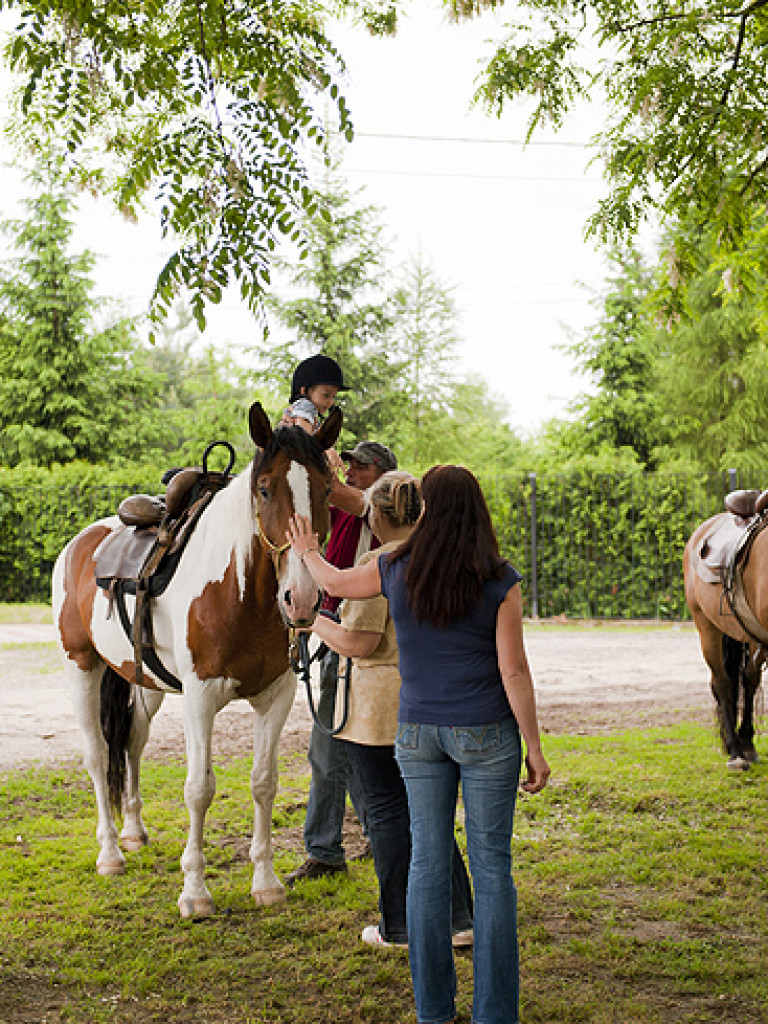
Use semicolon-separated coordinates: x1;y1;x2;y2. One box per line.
683;513;765;770
52;402;341;915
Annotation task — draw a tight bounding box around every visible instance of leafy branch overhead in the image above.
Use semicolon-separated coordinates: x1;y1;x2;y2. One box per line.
1;0;352;329
466;0;768;248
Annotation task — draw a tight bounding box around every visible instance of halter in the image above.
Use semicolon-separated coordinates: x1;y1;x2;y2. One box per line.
256;509;291;575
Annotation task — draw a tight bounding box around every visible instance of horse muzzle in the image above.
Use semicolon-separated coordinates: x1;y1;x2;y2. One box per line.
281;587;323;629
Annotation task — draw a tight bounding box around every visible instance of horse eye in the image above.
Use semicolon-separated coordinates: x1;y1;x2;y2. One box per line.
258;486;269;500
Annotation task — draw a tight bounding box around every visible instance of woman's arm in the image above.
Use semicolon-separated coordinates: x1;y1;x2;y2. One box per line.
312;614;381;659
496;585;551;794
287;514;383;599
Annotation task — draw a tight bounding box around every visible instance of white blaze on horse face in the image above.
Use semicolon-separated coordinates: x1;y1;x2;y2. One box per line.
282;460;322;625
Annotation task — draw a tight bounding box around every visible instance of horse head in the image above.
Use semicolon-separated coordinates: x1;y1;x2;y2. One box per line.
248;400;342;627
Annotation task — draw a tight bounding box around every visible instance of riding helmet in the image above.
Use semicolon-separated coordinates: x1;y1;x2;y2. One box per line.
290;354;349;401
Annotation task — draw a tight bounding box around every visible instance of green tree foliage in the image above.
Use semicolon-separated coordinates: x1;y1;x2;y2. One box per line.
0;170;164;467
466;0;768;257
557;246;663;469
1;0;352;328
259;147;399;445
388;253;460;462
537;221;768;475
651;220;768;474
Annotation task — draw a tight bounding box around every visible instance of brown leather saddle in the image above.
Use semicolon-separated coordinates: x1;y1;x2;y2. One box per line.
94;441;236;689
695;488;768;644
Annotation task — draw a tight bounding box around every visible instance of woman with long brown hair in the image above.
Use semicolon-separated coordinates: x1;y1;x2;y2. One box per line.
288;464;549;1024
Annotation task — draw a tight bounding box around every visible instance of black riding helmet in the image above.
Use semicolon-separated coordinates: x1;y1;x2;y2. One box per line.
289;354;349;402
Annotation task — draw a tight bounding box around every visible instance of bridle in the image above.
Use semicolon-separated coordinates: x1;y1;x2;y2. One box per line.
256;506;322;622
256;507;290;575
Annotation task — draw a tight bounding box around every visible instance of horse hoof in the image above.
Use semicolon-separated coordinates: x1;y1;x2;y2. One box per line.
744;749;759;764
178;895;215;919
120;834;149;852
97;860;126;877
253;887;286;908
726;757;751;771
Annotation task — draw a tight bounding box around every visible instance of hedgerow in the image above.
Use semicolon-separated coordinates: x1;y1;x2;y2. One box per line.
0;465;755;615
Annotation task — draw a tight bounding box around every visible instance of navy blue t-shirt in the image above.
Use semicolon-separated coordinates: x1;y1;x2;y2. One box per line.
378;554;522;726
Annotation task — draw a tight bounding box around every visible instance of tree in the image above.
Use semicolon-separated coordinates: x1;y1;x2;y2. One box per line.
258;143;400;445
1;0;352;329
388;253;461;462
649;219;768;473
0;166;164;466
466;0;768;261
561;245;663;468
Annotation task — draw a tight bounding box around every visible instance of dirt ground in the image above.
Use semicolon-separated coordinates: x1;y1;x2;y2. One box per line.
0;622;718;773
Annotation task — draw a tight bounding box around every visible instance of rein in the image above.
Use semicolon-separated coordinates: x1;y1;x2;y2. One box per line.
288;612;351;737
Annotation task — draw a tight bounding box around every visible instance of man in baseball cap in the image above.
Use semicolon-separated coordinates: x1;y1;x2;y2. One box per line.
340;441;398;473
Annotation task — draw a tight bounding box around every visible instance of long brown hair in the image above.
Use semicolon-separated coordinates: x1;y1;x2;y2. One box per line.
387;465;506;627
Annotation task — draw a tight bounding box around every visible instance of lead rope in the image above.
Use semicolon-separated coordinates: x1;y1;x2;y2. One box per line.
289;614;351;737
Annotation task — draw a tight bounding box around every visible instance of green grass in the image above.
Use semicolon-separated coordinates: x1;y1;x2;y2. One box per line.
2;725;767;1023
0;602;52;624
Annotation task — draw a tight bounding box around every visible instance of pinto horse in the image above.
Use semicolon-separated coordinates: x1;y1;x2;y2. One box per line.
683;512;765;770
52;401;340;916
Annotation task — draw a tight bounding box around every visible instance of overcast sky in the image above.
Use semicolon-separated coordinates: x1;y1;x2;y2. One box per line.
0;5;649;435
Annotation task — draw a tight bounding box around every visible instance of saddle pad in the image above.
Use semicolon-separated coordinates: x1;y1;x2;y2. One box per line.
93;525;158;582
695;514;748;585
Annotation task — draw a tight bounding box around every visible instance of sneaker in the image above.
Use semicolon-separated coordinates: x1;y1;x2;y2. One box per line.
284;857;347;887
361;924;407;947
451;928;474;948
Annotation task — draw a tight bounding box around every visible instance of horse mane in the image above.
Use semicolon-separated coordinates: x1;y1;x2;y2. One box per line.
251;425;331;482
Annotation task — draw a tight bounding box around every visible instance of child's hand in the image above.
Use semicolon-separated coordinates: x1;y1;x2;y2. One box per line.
325;448;344;475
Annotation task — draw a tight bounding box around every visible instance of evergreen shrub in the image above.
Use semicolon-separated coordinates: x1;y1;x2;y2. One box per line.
1;466;756;615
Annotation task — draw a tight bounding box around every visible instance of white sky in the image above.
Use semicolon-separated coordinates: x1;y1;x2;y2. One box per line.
0;5;637;434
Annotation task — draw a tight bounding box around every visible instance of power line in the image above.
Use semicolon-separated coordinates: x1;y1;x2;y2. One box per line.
346;166;602;184
355;131;592;149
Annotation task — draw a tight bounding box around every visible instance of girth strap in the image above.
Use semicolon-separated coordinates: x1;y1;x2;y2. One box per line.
113;581;183;691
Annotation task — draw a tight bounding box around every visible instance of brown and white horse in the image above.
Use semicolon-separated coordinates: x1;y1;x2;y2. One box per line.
52;401;340;916
683;513;764;770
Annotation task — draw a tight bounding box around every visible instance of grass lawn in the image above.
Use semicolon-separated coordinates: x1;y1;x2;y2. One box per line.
2;723;767;1024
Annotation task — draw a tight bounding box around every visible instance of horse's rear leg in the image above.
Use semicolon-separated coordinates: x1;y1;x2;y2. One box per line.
66;661;126;875
248;668;297;907
737;647;763;764
718;636;751;771
120;688;165;851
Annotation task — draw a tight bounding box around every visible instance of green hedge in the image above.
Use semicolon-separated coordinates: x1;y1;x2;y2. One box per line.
482;469;755;619
0;464;757;615
0;463;158;602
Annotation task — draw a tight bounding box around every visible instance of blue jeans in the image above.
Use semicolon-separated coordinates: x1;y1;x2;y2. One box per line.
344;740;474;943
396;719;522;1024
304;650;366;865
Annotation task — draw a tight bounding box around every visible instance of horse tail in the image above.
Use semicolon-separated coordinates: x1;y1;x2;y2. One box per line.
100;666;133;814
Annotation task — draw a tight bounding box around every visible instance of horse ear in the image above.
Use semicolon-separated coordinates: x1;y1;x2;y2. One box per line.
248;402;273;448
315;406;343;450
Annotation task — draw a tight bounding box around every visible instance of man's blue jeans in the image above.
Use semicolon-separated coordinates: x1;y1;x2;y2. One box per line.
344;739;474;943
304;650;366;865
396;719;522;1024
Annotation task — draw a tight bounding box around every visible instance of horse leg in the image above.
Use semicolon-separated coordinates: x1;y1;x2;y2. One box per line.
737;647;763;764
716;636;751;771
177;679;232;919
247;668;297;907
120;688;165;851
66;660;127;875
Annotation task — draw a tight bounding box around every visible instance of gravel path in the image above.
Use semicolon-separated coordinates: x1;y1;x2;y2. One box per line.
0;622;716;772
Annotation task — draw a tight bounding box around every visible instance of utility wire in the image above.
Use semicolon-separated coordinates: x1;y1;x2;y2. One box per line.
345;166;602;183
355;131;592;149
